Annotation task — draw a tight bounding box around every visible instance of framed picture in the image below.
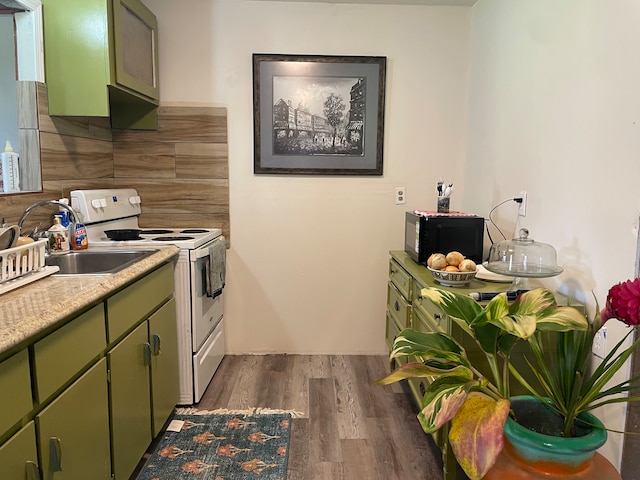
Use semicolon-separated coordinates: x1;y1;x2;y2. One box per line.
253;54;386;175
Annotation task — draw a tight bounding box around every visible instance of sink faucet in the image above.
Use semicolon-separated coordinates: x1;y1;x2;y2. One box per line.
18;200;78;237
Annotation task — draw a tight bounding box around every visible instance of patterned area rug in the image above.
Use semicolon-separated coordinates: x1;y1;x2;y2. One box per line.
137;409;295;480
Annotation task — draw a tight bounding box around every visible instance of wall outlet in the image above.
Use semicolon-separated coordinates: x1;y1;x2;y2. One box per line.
592;325;607;359
518;191;527;216
395;187;406;205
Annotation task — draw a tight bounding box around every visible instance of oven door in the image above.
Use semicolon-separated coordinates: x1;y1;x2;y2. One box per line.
190;241;224;352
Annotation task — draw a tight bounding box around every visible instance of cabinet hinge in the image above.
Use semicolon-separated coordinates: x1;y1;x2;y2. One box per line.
107;369;111;383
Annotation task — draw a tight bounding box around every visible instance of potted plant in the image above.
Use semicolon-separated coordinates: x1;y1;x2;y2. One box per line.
377;281;640;479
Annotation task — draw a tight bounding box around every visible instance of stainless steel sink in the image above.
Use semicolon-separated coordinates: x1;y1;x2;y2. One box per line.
45;249;157;275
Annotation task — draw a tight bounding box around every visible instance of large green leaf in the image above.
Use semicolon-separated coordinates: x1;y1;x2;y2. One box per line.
420;287;483;331
485;292;537;339
417;376;477;433
536;306;589;332
510;288;558;314
390;329;470;367
449;392;511;480
376;361;473;386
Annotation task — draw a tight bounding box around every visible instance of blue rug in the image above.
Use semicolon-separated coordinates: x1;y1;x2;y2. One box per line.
137;409;293;479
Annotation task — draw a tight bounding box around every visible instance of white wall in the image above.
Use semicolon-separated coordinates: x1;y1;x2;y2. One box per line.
465;0;640;468
145;0;472;354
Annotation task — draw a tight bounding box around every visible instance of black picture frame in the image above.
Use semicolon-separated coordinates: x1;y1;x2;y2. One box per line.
253;54;386;175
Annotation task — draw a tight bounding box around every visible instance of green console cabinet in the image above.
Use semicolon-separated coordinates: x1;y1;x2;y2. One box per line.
385;251;583;480
42;0;159;129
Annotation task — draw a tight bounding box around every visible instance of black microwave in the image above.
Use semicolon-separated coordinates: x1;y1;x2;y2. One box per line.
404;211;485;265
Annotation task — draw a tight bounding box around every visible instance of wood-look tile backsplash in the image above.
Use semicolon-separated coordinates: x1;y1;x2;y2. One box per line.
0;82;229;243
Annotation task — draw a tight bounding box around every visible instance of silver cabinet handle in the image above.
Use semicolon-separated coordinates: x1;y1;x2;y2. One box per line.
49;437;62;471
25;460;40;480
394;300;400;312
143;342;151;366
152;334;161;356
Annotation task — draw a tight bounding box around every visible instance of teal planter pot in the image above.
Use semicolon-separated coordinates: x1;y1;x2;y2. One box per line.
483;396;621;479
505;395;607;468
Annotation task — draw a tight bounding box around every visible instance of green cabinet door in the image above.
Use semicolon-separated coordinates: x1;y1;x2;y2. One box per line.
36;358;111;480
149;298;179;437
0;350;32;440
0;422;40;480
108;321;152;480
41;0;159;129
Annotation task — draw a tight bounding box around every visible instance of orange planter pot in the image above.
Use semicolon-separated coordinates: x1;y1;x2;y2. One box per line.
483;396;621;480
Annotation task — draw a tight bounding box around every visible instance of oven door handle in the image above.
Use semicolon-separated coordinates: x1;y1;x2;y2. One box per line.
194;237;225;259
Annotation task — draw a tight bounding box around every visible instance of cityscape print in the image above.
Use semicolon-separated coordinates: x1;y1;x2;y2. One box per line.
272;75;366;156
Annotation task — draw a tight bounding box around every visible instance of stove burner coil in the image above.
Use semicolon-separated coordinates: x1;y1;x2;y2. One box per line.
180;229;209;234
141;229;174;235
152;236;195;241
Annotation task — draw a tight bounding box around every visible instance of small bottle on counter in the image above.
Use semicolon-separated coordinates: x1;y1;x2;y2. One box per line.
57;198;70;229
71;209;88;250
47;215;69;252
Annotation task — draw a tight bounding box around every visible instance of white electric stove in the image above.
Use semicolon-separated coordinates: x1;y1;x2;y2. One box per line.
70;188;226;404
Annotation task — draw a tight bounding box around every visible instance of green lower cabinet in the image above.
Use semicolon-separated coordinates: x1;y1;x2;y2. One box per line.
149;298;179;437
108;321;152;480
0;422;39;480
36;358;111;480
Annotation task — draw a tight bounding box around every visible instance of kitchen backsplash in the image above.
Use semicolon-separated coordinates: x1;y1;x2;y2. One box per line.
1;82;229;243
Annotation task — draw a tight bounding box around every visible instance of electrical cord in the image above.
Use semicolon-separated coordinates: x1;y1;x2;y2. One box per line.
486;197;524;244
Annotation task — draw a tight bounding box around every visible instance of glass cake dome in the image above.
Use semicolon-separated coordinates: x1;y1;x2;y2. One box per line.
485;228;563;290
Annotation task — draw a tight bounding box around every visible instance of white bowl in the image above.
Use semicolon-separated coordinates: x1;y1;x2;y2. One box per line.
428;266;477;287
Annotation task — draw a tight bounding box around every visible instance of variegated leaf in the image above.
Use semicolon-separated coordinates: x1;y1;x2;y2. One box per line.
509;288;558;315
376;361;473;385
417;377;477;433
390;329;469;367
420;287;483;336
536;305;589;331
478;293;511;326
489;313;537;339
448;392;510;480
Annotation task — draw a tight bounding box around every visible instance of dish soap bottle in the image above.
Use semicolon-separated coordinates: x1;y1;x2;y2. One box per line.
0;140;20;193
71;209;88;250
48;215;69;252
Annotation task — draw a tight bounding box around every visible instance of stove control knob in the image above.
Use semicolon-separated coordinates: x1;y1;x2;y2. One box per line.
100;198;107;208
129;196;141;205
91;199;103;209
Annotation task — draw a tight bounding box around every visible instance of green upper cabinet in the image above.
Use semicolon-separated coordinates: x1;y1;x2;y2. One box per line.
41;0;159;129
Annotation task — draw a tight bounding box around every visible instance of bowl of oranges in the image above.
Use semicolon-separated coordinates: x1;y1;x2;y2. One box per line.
427;251;477;287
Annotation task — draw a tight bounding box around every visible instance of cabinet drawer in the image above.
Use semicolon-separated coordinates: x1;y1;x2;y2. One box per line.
413;306;441;335
389;259;412;299
107;262;174;343
0;350;32;438
412;282;449;333
33;304;106;403
385;312;402;351
387;282;411;329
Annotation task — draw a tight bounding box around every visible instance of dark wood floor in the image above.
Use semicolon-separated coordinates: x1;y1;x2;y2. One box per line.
194;354;444;480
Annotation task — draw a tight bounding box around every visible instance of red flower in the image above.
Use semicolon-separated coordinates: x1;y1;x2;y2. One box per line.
601;278;640;326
